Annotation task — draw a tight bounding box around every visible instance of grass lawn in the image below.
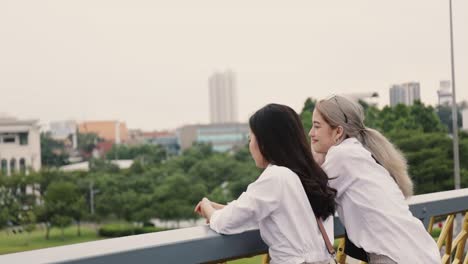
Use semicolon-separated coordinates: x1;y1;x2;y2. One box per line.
0;225;103;255
229;255;264;264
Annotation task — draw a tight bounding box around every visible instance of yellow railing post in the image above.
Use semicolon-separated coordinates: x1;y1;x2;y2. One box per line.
428;216;435;233
335;238;346;264
451;213;468;264
438;214;455;264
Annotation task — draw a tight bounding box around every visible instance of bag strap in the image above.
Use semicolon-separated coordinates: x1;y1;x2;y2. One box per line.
316;217;337;259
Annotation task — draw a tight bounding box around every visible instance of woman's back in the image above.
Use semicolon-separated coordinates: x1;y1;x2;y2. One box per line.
323;138;440;264
210;165;333;264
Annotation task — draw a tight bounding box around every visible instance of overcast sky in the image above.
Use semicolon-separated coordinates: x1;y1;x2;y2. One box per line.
1;0;467;130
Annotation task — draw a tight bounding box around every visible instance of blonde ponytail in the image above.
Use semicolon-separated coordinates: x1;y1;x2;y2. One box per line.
359;128;413;198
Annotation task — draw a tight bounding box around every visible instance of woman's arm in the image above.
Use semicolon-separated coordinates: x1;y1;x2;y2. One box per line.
208;169;283;234
211;201;225;210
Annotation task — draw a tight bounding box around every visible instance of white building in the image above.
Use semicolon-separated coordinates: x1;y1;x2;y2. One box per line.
0;115;41;175
389;82;421;106
437;80;452;106
209;70;238;124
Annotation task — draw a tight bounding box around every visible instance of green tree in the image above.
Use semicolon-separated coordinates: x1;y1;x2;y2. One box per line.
299;98;317;135
436;105;462;133
359;100;380;128
233;144;251;163
94;173;123;219
32;169;62;196
378;104;421;132
35;204;53;239
388;131;454;194
0;174;35;228
89;158;120;173
0;177;22;229
409;101;445;133
152;173;206;223
19;210;37;244
0;206;9;230
44;182;83;240
70;196;87;236
375;102;445;133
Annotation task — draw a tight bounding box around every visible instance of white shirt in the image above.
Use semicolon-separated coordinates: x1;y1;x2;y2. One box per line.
210;165;333;264
323;138;440;264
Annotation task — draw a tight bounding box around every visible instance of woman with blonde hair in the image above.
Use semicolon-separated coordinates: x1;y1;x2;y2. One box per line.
310;95;440;264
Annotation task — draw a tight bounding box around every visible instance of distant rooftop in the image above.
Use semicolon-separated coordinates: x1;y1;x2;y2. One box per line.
0;114;38;126
142;131;175;138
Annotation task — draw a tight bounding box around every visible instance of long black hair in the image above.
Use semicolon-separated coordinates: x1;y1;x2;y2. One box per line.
249;103;336;219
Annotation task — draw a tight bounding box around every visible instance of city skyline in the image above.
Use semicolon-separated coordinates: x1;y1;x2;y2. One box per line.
389;82;421;107
1;1;467;130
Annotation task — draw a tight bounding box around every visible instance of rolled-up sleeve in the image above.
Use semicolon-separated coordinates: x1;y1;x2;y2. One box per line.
210;168;284;234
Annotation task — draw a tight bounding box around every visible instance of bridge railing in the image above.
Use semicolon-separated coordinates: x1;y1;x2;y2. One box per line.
1;188;467;264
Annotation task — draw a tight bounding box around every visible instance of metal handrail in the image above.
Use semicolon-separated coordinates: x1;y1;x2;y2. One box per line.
1;188;467;264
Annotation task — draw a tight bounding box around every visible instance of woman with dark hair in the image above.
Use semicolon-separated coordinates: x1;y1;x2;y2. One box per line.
195;104;337;264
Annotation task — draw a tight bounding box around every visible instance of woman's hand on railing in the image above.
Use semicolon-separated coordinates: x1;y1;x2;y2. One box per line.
194;197;217;224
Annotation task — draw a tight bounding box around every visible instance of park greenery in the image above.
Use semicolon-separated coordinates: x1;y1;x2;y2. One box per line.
0;98;467;255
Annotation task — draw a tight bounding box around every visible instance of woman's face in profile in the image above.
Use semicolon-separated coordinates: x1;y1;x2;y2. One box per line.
248;131;268;168
309;109;337;154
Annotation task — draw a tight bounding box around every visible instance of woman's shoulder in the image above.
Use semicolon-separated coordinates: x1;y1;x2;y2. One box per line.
326;138;370;163
261;165;297;181
247;165;293;193
264;164;295;175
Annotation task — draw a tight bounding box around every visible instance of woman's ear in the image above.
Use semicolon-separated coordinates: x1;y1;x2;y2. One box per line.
335;126;345;142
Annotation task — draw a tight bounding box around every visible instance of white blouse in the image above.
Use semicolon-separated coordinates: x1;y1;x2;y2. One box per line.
210;165;333;264
323;138;440;264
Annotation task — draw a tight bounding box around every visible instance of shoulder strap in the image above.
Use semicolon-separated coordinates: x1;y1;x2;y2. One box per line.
316;217;336;256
